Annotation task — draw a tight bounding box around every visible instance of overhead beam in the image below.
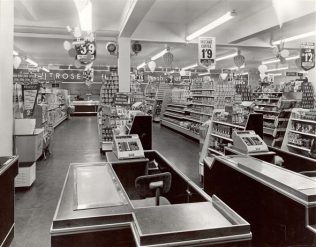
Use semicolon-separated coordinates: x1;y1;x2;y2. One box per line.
16;0;38;21
119;0;156;38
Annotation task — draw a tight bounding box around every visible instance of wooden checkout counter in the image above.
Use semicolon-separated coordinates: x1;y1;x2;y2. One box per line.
51;150;252;247
203;155;316;247
0;156;18;247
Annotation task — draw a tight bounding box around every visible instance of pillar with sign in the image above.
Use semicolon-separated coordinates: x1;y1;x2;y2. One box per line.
118;37;131;92
0;0;14;155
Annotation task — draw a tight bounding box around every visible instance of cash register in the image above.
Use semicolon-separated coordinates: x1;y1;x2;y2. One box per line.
112;134;145;160
232;130;269;153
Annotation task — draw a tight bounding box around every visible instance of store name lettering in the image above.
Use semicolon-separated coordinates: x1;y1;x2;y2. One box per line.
54;72;82;80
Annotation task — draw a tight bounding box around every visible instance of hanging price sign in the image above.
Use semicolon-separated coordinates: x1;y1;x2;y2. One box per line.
301;42;315;71
198;37;216;69
75;39;96;64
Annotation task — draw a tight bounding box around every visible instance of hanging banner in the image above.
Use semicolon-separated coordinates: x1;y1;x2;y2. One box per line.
301;42;315;71
22;84;39;117
198;37;216;69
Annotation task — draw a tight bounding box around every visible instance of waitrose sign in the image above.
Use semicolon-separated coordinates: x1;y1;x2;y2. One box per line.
14;69;110;83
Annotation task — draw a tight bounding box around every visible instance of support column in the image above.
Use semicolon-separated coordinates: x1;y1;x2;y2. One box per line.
0;0;14;155
118;37;131;92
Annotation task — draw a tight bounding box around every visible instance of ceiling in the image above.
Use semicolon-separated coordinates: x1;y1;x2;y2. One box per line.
14;0;316;71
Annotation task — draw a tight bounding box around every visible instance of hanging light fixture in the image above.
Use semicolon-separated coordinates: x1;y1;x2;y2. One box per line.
186;11;237;41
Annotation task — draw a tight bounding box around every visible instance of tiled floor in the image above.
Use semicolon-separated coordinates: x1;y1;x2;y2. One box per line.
11;116;200;247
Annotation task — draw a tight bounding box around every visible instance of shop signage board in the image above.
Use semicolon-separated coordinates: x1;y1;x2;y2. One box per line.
22;84;39;117
75;39;96;64
114;93;130;106
286;72;298;76
301;42;315;71
198;37;216;69
14;69;109;83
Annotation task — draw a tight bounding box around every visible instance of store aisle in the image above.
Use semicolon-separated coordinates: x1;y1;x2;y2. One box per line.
11;117;200;247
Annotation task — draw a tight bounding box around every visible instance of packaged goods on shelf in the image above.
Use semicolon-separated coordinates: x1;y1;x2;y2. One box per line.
100;71;119;105
281;108;316;159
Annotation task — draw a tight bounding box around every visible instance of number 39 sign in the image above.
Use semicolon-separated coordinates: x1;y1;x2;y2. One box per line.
198;37;216;69
301;42;315;71
75;39;96;64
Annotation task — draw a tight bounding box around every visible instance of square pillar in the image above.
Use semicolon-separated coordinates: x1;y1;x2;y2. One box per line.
0;0;14;155
118;37;131;92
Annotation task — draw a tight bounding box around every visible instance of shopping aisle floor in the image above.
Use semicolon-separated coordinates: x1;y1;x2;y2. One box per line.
11;116;200;247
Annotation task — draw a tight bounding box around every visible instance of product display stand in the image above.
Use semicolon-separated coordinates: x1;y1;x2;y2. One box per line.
199;109;263;179
281;108;316;159
152;83;170;122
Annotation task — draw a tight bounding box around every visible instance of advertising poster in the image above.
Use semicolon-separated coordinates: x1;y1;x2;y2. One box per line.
301;42;315;71
198;37;216;69
22;84;39;117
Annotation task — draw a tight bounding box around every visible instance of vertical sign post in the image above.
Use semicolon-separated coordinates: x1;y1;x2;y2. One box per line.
198;37;216;69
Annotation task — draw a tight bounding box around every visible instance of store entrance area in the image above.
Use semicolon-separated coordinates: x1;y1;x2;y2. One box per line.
11;116;199;247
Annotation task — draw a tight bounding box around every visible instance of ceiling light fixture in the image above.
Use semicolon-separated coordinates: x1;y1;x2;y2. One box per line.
262;55;300;65
266;66;288;72
25;58;38;67
137;62;146;70
186;11;236;41
241;72;249;75
230;64;245;70
216;52;238;61
272;31;315;45
73;0;92;32
151;49;167;61
13;50;18;56
182;63;198;70
268;73;282;76
199;72;210;76
42;67;50;73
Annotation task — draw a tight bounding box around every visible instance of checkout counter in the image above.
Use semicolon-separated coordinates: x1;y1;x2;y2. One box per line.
203;155;316;247
0;156;18;247
71;100;99;116
51;150;252;247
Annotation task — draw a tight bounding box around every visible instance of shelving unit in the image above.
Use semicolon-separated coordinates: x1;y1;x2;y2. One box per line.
99;71;119;105
199;108;263;178
153;83;170;122
281;108;316;159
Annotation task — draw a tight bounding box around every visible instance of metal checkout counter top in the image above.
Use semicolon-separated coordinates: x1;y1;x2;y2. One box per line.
0;156;19;247
51;151;252;247
203;155;316;247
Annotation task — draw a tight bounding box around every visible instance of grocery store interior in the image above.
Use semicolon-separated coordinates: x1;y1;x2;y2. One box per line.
1;0;316;247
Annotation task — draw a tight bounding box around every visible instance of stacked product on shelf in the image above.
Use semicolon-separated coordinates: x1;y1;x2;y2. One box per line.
153;83;170;122
213;79;235;109
234;80;252;101
144;84;157;115
100;71;119;105
281;108;316;159
253;85;285;147
161;87;201;141
301;80;315;109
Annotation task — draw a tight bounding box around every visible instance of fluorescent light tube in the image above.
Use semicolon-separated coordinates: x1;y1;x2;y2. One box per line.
216;52;238;61
182;63;198;70
199;72;210;76
186;11;236;41
13;50;18;56
151;49;167;61
42;67;50;72
272;31;315;45
230;64;245;70
266;66;288;72
268;73;282;76
241;72;249;75
137;62;146;70
25;58;38;67
262;55;300;65
73;0;92;32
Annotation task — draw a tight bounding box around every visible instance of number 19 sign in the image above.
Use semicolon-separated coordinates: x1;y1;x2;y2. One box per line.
198;37;216;69
301;42;315;71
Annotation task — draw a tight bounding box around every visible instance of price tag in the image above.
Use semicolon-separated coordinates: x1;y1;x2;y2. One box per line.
75;39;96;64
301;42;315;71
198;37;216;69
